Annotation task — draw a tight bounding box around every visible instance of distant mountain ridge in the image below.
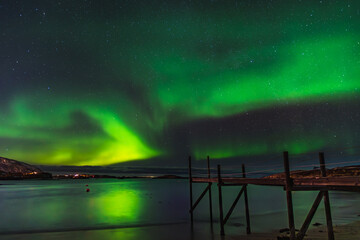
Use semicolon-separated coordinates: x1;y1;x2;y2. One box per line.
0;157;51;179
0;157;42;174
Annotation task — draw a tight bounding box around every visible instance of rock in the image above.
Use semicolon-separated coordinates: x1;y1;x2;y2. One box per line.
313;222;322;226
279;228;289;233
277;237;290;240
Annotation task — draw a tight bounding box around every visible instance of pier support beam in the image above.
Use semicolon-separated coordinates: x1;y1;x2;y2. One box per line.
190;184;212;213
284;151;296;240
297;191;324;240
188;156;214;231
217;164;225;235
319;152;335;240
207;156;213;226
223;186;245;224
242;164;251;234
188;156;193;229
187;151;343;239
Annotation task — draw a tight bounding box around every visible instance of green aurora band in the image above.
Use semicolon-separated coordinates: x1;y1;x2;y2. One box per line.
0;1;360;165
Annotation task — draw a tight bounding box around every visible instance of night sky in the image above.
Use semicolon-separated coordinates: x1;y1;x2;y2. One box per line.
1;0;360;166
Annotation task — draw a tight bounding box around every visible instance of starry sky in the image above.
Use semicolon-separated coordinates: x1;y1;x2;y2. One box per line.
1;0;360;166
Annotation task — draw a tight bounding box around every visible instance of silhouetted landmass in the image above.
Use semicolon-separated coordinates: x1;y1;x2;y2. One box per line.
0;156;187;180
152;174;186;179
0;156;52;179
37;164;190;176
53;173;185;180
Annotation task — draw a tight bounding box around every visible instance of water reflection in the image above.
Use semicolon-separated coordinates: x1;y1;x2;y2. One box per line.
1;179;360;237
0;180;145;233
90;186;142;223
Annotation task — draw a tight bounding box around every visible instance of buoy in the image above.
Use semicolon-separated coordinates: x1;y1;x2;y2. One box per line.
86;188;90;192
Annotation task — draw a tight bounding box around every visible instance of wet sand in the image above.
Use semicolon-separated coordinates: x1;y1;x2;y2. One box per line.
1;221;360;240
229;220;360;240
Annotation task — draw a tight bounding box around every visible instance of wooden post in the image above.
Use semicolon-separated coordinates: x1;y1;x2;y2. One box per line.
217;164;225;235
188;156;193;228
207;156;213;225
319;152;334;240
284;151;295;240
242;164;251;234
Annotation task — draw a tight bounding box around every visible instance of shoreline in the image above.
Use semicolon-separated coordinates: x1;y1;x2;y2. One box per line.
0;174;186;180
1;220;360;240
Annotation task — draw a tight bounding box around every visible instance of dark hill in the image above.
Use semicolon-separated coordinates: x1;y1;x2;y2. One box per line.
0;157;51;179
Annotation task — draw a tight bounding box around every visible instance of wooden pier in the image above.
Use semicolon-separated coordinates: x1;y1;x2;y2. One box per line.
188;151;360;240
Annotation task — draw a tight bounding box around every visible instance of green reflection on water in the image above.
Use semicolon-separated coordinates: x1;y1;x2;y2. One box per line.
90;185;143;223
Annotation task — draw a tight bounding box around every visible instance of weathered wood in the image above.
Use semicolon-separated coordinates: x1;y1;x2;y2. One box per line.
323;191;334;240
207;156;213;224
188;151;360;237
296;191;324;240
191;176;360;190
242;164;251;234
193;177;285;185
284;151;296;240
292;185;360;192
293;177;360;187
190;184;211;212
319;152;334;240
188;156;193;227
223;186;245;224
319;152;327;178
217;165;225;236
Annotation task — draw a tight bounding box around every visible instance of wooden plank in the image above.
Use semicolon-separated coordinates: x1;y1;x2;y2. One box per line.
293;177;360;186
192;177;285;186
292;185;360;192
192;176;360;189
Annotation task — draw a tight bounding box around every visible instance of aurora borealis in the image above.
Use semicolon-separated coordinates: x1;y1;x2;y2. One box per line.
1;0;360;166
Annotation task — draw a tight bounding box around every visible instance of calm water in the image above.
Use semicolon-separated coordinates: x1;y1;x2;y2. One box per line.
0;179;360;239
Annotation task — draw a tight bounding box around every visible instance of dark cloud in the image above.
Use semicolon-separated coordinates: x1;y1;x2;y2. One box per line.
161;99;360;161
